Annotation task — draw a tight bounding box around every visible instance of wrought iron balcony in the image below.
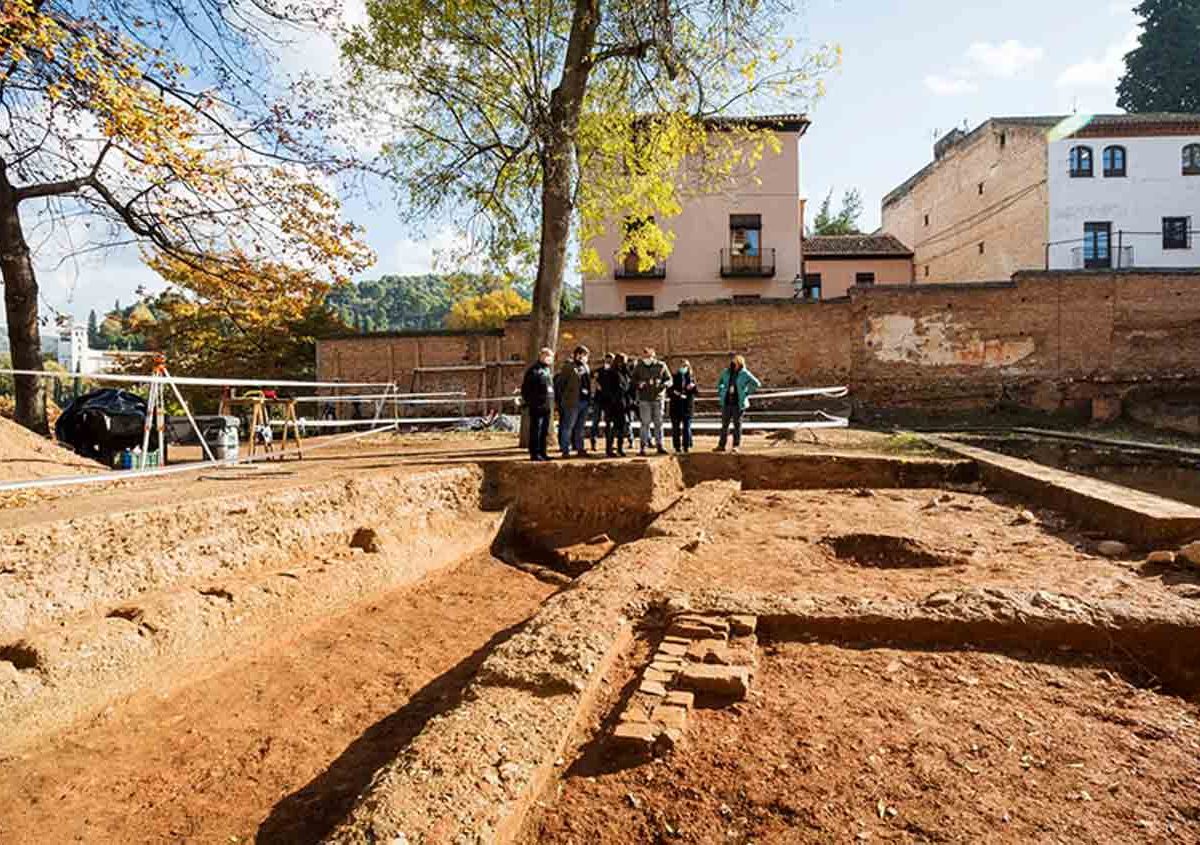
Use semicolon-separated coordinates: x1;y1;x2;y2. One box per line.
720;248;776;277
614;254;667;279
1070;246;1135;270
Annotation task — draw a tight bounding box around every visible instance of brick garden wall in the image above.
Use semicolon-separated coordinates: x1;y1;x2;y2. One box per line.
316;270;1200;418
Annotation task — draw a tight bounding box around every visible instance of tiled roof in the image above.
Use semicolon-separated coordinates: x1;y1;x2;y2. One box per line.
803;233;914;258
986;113;1200;130
703;113;810;134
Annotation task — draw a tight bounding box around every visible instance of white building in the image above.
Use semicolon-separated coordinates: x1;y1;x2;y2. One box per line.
1047;114;1200;271
56;321;154;375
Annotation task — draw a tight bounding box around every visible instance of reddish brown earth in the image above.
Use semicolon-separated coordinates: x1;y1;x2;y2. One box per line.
0;416;103;483
528;640;1200;844
0;552;555;845
676;489;1200;609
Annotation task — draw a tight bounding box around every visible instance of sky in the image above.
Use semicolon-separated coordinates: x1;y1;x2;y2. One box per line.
30;0;1143;325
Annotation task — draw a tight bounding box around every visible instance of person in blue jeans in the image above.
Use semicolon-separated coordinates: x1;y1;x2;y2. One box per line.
556;345;591;457
668;360;698;453
715;353;760;453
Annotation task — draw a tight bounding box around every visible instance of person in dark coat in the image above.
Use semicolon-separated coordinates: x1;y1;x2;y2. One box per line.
619;352;637;450
589;353;613;451
556;345;591;457
520;347;555;461
668;359;698;453
597;353;630;457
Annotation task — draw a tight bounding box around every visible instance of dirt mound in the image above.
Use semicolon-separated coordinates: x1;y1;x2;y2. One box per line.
0;416;103;482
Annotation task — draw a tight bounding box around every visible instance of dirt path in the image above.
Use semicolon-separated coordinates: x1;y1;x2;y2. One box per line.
0;553;556;844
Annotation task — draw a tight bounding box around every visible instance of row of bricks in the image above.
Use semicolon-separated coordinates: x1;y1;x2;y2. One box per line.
612;612;757;754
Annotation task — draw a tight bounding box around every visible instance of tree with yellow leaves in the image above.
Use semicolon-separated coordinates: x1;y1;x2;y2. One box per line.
137;252;346;392
343;0;838;370
0;0;372;432
445;286;531;331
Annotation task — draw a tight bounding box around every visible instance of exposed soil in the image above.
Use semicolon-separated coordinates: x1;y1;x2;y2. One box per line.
528;640;1200;844
765;428;939;456
0;552;556;845
676;489;1200;608
823;533;965;569
5;427;1198;844
0;416;103;482
0;428;908;525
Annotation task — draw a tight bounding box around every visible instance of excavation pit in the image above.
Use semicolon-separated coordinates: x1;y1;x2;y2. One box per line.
2;433;1199;845
524;636;1200;844
0;641;42;672
822;532;964;569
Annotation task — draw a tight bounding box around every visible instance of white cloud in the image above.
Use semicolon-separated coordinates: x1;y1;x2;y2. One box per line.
1056;28;1139;90
389;226;477;276
924;38;1042;96
965;40;1045;79
275;0;368;80
924;75;978;97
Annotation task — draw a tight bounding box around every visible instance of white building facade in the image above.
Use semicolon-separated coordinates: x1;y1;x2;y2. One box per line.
56;321;153;375
1048;116;1200;271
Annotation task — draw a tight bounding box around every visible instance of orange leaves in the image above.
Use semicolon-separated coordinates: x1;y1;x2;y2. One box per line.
139;251;346;382
7;0;372;280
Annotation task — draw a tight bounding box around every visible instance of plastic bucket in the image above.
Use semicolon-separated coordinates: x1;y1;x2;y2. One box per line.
204;417;240;462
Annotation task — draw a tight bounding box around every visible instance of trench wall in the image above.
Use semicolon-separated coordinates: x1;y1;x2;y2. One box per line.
0;467;501;753
0;467;489;640
317;270;1200;417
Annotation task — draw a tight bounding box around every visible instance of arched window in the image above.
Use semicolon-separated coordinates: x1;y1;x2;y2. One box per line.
1183;144;1200;175
1103;145;1126;177
1069;145;1093;178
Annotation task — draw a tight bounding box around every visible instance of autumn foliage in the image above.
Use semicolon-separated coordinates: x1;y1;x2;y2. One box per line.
0;0;371;430
138;252;346;383
444;286;531;330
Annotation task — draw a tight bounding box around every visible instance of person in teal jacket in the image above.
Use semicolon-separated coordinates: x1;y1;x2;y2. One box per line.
715;353;761;453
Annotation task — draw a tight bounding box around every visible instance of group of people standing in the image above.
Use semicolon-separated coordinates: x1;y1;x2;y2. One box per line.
519;345;761;462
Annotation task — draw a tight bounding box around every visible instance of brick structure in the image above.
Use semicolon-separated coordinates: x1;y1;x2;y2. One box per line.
316;270;1200;418
881;118;1055;283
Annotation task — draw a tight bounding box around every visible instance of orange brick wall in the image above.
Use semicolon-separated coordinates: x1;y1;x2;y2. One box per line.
317;271;1200;416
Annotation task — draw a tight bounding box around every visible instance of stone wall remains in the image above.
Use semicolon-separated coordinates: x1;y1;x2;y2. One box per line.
316;270;1200;418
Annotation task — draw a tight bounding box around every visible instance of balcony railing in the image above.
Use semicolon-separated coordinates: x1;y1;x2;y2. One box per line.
720;247;776;277
613;256;667;279
1070;246;1135;269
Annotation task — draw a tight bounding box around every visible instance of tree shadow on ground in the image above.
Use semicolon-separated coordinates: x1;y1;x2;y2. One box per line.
254;620;528;845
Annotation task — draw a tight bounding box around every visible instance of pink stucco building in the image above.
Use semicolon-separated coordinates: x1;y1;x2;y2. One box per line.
581;114;810;315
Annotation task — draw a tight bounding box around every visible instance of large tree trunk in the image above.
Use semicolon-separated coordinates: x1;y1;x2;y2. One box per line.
520;0;599;448
527;145;572;364
524;0;600;365
0;164;47;434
